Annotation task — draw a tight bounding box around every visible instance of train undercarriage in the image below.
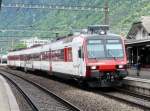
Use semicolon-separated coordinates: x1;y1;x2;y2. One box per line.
83;70;128;87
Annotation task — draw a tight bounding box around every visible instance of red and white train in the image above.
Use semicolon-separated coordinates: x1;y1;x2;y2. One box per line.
7;26;128;87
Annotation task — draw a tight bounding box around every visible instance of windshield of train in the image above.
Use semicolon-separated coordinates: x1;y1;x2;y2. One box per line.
87;40;105;59
87;39;124;59
106;40;124;58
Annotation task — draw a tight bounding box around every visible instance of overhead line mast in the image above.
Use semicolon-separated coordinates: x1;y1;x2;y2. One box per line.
0;0;2;9
104;0;109;26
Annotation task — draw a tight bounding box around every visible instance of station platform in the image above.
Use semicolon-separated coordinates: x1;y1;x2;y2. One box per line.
0;64;7;66
127;68;150;79
123;68;150;96
0;75;20;111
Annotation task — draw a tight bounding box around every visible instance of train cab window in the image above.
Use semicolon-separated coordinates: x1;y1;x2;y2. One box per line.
106;39;124;58
87;39;105;59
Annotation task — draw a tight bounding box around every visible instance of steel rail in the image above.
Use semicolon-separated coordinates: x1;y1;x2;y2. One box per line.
92;89;150;110
0;69;81;111
114;87;150;101
2;67;150;110
0;73;39;111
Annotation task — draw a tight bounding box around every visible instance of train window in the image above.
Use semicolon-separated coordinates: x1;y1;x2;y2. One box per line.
41;51;49;61
51;49;64;61
30;53;41;61
78;47;84;59
87;40;105;59
88;40;102;44
107;40;120;43
60;49;64;61
106;44;124;58
78;48;82;58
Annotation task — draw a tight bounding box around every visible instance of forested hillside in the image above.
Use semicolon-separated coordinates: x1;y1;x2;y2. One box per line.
0;0;150;38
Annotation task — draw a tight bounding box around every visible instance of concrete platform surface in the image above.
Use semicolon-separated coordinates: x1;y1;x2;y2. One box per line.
123;76;150;96
124;69;150;89
0;75;20;111
0;64;7;66
123;77;150;89
127;68;150;79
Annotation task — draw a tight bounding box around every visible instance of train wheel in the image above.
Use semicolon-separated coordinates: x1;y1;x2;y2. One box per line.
78;79;89;89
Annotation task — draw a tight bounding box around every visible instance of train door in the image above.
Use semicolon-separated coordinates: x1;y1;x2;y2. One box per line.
78;47;85;77
24;55;28;72
73;46;85;76
49;48;52;75
40;49;50;71
24;54;33;71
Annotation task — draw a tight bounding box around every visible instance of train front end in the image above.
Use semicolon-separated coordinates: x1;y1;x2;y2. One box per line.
84;35;128;87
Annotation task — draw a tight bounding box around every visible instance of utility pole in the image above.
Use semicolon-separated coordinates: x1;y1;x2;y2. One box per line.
104;0;109;25
11;38;14;50
0;48;2;64
0;0;2;10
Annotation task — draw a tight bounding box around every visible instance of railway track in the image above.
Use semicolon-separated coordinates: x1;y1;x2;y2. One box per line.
0;69;81;111
1;67;150;110
1;73;39;111
94;89;150;110
115;87;150;101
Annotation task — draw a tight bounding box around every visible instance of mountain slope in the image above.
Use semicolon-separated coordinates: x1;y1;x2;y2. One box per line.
0;0;150;38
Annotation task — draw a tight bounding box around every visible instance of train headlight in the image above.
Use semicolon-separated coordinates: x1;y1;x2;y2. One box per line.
91;66;96;70
100;30;105;35
118;65;124;69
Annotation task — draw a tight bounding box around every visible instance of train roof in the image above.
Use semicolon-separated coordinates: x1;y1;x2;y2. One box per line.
8;32;121;54
83;33;121;39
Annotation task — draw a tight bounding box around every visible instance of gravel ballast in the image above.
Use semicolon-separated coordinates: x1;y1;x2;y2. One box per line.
7;80;33;111
4;72;74;111
2;68;144;111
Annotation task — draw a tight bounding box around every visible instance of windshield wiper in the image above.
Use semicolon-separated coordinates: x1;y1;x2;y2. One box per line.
108;49;117;60
89;57;98;60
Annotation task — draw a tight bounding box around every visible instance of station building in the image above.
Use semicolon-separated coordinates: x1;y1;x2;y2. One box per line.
20;37;49;48
126;16;150;68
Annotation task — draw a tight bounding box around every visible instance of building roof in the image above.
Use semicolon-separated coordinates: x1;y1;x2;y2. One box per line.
125;39;150;46
125;39;150;44
127;16;150;39
141;16;150;33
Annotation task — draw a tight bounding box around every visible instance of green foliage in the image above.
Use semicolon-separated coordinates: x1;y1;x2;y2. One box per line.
14;43;27;50
0;0;150;37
